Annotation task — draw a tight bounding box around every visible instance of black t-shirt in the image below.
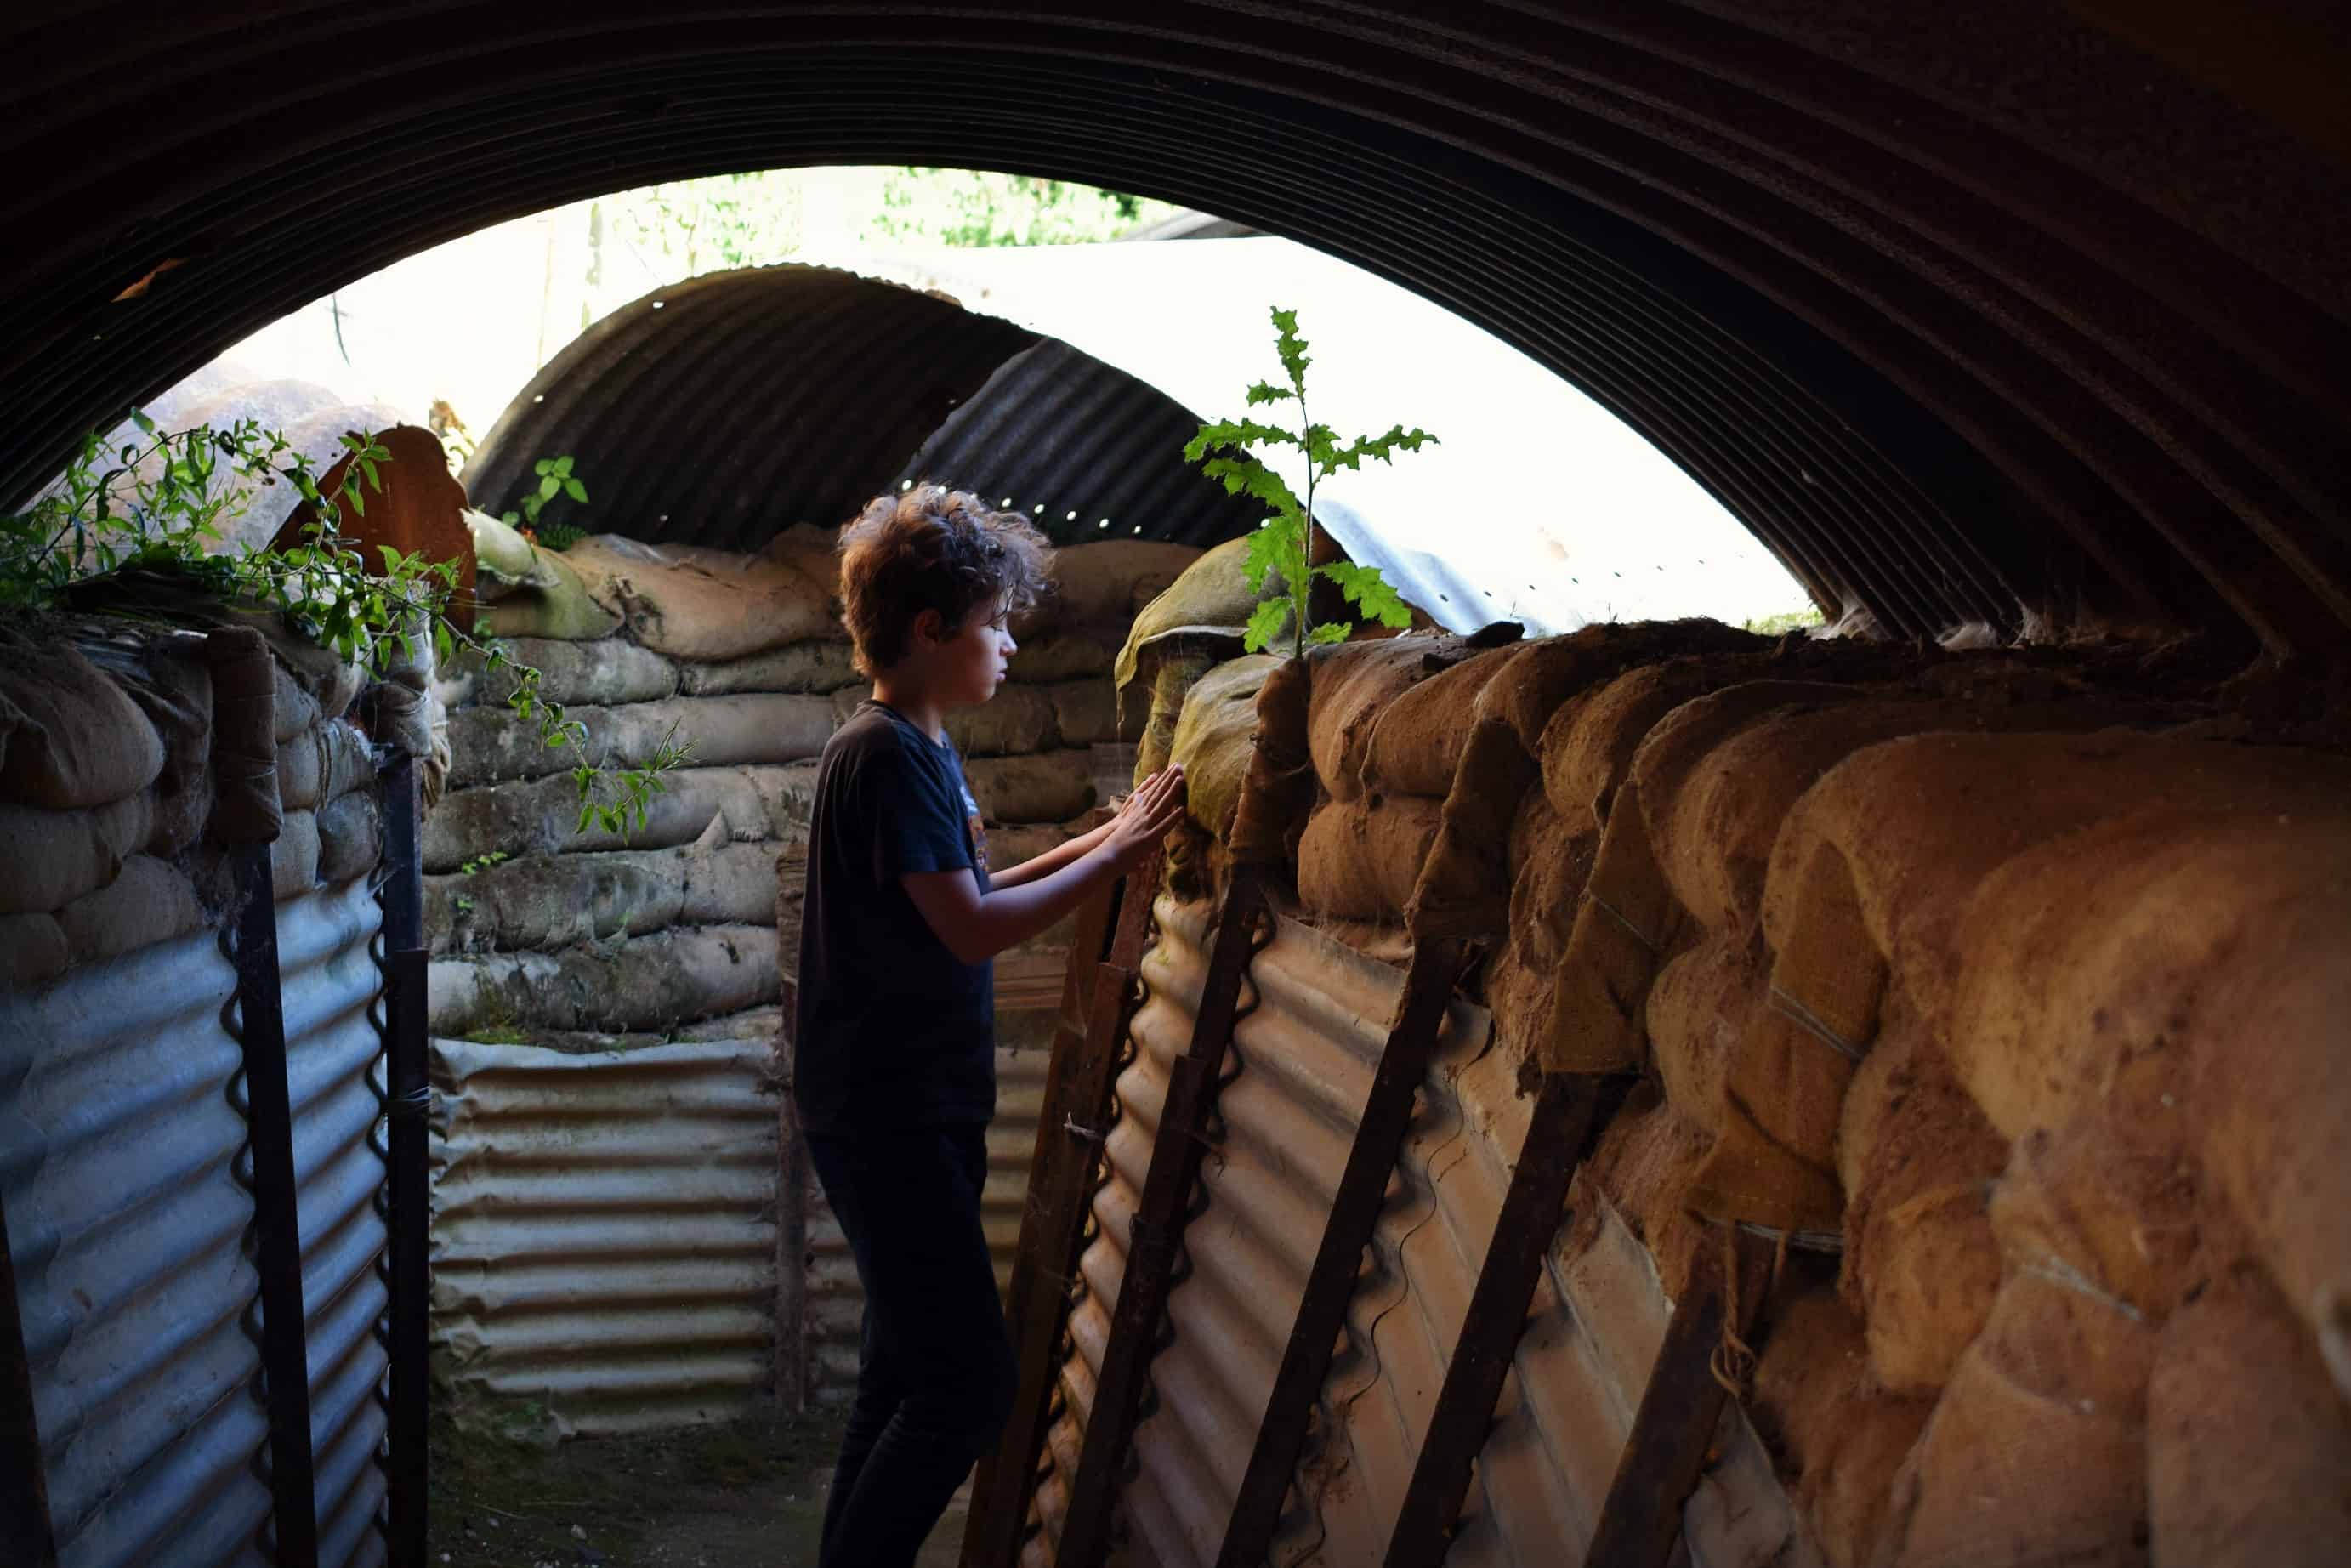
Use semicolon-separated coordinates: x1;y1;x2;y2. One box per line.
793;701;995;1133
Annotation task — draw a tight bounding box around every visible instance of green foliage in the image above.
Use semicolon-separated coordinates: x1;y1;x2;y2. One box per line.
1742;605;1826;637
501;453;589;544
1185;308;1436;658
1;417;682;838
458;850;512;876
873;169;1176;247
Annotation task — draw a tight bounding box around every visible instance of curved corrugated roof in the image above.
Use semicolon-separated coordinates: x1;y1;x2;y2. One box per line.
461;265;1036;548
3;6;2346;649
896;338;1268;548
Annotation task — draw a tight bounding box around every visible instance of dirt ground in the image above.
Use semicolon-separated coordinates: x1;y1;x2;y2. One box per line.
427;1407;969;1568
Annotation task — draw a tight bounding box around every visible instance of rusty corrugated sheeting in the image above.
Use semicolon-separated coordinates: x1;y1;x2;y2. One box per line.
461;265;1037;550
897;338;1268;548
1032;902;1805;1568
0;867;394;1568
429;1037;781;1434
5;6;2348;650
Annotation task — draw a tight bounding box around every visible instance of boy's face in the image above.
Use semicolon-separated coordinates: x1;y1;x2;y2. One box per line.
922;599;1016;708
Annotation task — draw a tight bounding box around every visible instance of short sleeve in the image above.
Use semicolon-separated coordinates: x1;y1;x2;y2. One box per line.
861;738;974;881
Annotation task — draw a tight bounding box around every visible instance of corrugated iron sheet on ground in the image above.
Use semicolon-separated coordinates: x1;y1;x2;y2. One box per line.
429;1035;782;1434
1034;901;1810;1568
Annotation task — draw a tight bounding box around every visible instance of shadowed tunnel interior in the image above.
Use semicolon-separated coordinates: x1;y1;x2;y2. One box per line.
4;3;2347;650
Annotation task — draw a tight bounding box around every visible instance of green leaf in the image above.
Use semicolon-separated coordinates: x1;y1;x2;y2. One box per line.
534;458;554;477
1242;595;1290;654
1241;516;1292;594
538;475;561;502
129;409;157;435
1199;456;1300;516
1308;622;1351;645
562;478;588;503
1243;381;1294;406
1184;417;1301;460
1319;560;1415;628
550;456;574;478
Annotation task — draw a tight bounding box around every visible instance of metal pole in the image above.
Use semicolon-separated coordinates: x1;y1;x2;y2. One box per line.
230;842;321;1568
0;1180;60;1568
378;755;429;1568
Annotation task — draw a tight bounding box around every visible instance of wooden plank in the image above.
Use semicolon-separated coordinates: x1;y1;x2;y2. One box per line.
1054;866;1266;1568
1380;1072;1619;1568
378;755;430;1568
1583;1225;1775;1568
963;850;1156;1568
1212;939;1468;1568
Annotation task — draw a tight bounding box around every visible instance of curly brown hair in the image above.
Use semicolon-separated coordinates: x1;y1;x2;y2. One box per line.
837;485;1054;676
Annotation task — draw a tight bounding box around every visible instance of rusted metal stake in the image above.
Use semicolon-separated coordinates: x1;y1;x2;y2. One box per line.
1056;866;1266;1568
1582;1224;1775;1568
1;1180;59;1568
962;849;1155;1568
230;842;321;1568
1381;1072;1621;1568
378;756;430;1568
1213;938;1467;1568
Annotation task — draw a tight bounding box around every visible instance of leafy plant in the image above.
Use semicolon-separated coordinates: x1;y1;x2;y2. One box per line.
502;454;588;545
1184;308;1435;658
458;850;512;876
1;416;682;838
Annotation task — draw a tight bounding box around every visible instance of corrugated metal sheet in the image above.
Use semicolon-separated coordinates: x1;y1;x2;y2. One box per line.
896;338;1268;547
429;1035;782;1434
277;871;393;1568
1034;902;1808;1568
1;905;272;1568
5;8;2348;650
461;264;1037;549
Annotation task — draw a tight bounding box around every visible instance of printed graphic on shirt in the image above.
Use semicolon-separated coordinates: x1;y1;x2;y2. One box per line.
963;781;989;877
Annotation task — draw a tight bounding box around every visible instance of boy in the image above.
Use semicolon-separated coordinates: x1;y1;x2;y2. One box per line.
795;486;1186;1567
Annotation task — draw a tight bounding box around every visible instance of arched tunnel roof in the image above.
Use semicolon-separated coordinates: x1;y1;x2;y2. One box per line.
463;267;1269;550
6;5;2348;650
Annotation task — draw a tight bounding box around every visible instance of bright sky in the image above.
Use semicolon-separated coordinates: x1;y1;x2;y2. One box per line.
206;181;1809;633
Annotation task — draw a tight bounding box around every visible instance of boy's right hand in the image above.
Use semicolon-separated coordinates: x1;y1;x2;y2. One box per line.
1104;766;1187;873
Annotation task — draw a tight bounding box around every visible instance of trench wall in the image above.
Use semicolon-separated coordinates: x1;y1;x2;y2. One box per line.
1024;613;2351;1568
2;616;429;1568
420;523;1192;1422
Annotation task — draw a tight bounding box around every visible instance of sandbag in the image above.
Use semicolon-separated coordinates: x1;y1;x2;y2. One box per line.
0;633;167;810
111;633;212;858
1752;1289;1932;1568
679;639;862;696
429;832;781;952
270;808;321;898
0;794;150;915
1015;631;1126;685
1836;1031;2005;1395
447;693;836;787
454;635;680;708
316;790;382;884
1295;795;1443;921
428;923;780;1035
1480;792;1596;1060
0;912;67;987
1877;1268;2155;1568
965;750;1095;826
1577;1090;1711;1299
1306;633;1468;798
205;625;281;844
1360;639;1523;797
469;543;622;641
1133;655;1209;784
561;534;840;659
1112;535;1272;693
1045;679;1124;748
2147;1263;2351;1568
1169;656;1280;839
1228;654;1314;873
1029;540;1199;636
54;853;206;963
1404;712;1540;939
422;763;818;872
944;685;1058;758
1482;619;1764;761
278;717;376;810
1645;935;1764;1139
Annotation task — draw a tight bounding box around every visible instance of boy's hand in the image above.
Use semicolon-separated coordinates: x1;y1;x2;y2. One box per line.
1103;766;1187;873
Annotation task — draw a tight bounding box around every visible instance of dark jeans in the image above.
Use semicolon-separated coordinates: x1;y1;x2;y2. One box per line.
806;1124;1017;1568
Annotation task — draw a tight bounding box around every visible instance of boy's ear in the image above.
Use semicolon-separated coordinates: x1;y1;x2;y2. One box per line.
910;607;945;647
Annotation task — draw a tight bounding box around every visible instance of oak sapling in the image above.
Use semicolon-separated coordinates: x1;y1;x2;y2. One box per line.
1183;306;1435;658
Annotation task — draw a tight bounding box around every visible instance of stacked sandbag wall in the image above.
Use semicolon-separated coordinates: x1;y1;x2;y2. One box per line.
418;519;1193;1417
2;616;426;1568
1040;572;2350;1568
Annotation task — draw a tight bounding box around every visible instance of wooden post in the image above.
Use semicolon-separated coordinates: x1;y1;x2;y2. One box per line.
962;849;1156;1568
1213;939;1467;1568
1054;866;1266;1568
378;756;430;1568
1582;1225;1775;1568
1380;1073;1621;1568
0;1181;58;1568
229;843;320;1568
